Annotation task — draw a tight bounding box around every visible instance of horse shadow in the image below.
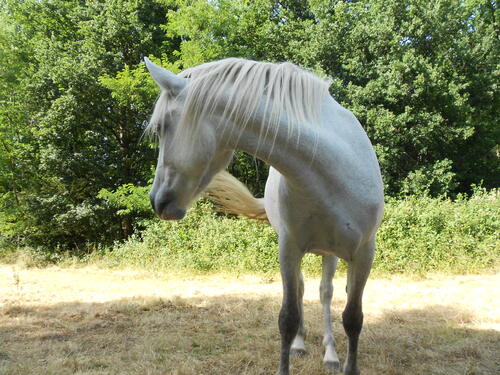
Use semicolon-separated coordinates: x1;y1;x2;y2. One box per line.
1;293;498;375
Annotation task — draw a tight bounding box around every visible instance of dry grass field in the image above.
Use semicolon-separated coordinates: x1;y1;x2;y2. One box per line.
0;265;498;375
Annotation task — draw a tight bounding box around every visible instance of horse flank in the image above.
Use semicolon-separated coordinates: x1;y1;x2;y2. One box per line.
147;58;330;157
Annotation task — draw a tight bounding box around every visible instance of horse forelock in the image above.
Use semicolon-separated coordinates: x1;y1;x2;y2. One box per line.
145;91;175;141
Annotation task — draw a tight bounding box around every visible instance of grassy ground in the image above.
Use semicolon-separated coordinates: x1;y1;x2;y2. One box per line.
0;265;498;375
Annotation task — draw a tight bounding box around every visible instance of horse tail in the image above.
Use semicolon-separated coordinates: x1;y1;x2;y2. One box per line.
205;170;268;222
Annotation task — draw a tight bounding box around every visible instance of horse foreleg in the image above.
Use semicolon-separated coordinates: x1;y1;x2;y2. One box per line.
277;240;304;375
320;255;340;372
290;271;307;357
342;242;374;375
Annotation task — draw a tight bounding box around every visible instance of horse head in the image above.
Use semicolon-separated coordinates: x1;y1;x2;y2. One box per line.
145;57;233;220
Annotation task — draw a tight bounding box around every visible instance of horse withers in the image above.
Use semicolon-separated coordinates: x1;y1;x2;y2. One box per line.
145;57;384;375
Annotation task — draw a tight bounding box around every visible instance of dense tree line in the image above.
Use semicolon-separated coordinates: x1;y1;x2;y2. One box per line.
0;0;498;251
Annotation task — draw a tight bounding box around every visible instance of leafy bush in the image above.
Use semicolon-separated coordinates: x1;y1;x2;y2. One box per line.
400;159;458;198
377;190;499;273
99;192;499;275
98;183;154;235
102;200;280;274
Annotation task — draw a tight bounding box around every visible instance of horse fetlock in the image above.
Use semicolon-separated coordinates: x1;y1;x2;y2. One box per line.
290;347;307;357
324;343;340;371
322;334;335;347
324;359;341;373
290;335;307;357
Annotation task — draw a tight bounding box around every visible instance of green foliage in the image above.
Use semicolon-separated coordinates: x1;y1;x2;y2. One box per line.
0;0;498;254
98;183;154;234
99;65;158;111
98;193;498;275
401;159;458;197
0;0;175;249
228;152;269;197
104;200;281;274
376;190;499;273
98;184;152;217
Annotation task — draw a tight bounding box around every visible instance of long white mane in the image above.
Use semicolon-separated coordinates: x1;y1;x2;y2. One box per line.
148;58;330;152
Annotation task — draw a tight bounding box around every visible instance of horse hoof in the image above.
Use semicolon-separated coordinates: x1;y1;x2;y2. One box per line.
342;362;360;375
324;360;340;372
290;348;307;357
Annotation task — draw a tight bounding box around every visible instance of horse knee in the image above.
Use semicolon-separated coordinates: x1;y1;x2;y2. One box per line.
279;303;300;343
342;304;363;338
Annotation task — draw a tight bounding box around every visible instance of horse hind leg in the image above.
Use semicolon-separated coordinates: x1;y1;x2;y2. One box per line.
342;242;375;375
320;255;340;372
290;271;307;357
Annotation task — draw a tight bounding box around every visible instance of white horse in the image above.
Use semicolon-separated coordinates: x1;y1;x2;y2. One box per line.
144;57;384;375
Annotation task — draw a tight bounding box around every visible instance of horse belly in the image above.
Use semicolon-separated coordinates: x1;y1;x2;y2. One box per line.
283;194;381;261
306;215;367;261
264;164;383;261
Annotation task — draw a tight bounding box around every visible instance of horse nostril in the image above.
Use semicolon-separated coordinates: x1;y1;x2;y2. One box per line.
155;191;175;214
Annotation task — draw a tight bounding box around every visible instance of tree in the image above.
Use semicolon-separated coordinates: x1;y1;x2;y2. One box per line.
0;0;177;249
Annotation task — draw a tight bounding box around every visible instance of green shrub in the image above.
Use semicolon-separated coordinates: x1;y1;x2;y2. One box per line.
100;192;499;275
377;190;499;273
102;201;280;274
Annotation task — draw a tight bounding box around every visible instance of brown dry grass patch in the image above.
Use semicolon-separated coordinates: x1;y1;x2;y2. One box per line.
0;265;498;375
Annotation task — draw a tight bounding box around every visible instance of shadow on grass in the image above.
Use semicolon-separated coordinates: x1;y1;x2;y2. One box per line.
0;295;498;375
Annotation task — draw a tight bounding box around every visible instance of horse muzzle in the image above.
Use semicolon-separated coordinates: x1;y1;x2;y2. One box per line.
159;205;186;220
150;191;186;220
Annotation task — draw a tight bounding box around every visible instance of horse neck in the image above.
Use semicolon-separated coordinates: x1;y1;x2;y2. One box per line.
219;102;326;191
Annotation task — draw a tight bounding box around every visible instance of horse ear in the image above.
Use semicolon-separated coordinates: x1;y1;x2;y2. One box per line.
144;57;186;94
